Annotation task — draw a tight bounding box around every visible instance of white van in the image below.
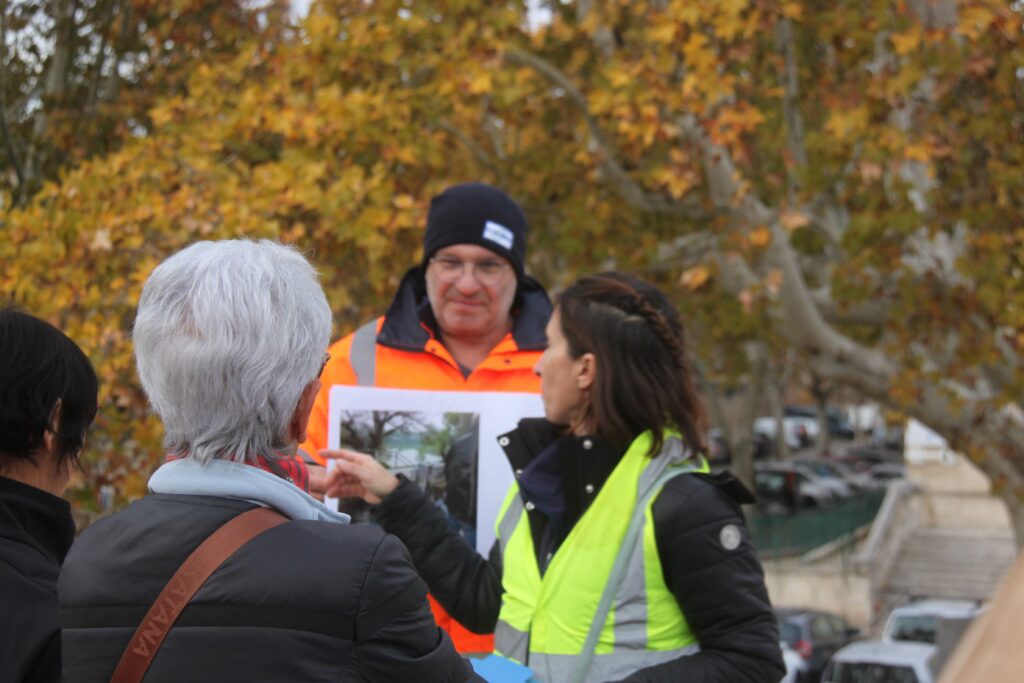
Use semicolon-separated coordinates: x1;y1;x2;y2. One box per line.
822;641;935;683
881;599;982;645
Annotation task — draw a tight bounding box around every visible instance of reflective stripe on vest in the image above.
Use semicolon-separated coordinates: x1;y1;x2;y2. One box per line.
349;320;378;387
493;433;710;683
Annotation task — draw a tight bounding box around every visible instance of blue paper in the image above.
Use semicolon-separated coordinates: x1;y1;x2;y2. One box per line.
470;654;537;682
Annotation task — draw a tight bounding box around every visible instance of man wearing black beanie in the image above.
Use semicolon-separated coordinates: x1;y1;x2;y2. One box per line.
300;182;551;654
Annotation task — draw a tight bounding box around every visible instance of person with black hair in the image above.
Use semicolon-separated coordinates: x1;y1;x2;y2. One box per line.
0;308;98;683
327;272;785;683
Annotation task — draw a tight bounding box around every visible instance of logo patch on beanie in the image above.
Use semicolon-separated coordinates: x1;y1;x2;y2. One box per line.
483;221;514;250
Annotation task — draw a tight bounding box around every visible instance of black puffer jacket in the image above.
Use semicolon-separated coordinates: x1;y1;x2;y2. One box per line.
376;419;785;683
0;476;75;683
59;493;478;683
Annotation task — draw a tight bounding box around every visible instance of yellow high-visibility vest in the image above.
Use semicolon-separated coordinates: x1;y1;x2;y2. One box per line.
493;431;710;683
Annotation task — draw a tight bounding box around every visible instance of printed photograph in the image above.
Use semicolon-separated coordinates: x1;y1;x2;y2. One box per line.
338;409;480;545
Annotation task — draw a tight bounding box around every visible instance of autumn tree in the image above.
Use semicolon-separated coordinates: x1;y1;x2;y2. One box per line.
3;0;1021;539
0;0;286;205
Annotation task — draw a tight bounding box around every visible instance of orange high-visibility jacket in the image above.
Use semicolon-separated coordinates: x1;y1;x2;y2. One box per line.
301;268;551;654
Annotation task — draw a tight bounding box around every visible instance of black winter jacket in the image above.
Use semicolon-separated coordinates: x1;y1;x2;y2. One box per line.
376;419;785;683
59;493;479;683
0;476;75;683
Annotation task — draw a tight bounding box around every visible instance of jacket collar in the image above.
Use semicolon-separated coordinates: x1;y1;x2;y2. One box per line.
376;267;552;353
148;458;350;524
499;419;622;513
0;475;75;565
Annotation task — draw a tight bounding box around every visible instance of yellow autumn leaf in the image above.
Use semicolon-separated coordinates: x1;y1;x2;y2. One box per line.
607;67;633;89
680;265;712;290
648;22;677;45
393;194;416;210
89;229;114;252
958;5;996;41
764;269;784;296
749;226;772;248
890;29;921;56
467;71;493;95
780;2;803;21
780;210;810;231
825;106;869;142
738;288;755;314
904;143;932;163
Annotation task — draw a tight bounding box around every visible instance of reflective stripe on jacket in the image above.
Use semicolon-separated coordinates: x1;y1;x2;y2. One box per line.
300;268;551;656
494;432;710;683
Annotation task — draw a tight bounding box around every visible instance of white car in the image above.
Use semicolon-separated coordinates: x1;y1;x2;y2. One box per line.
822;640;936;683
792;463;854;499
882;599;983;645
779;641;808;683
754;416;816;450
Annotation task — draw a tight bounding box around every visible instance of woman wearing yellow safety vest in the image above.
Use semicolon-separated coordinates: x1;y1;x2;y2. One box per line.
328;272;785;683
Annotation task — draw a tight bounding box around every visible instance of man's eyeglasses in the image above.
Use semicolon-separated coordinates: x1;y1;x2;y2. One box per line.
317;352;331;379
429;256;510;286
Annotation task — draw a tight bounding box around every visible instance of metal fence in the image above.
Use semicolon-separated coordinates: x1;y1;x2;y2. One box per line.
749;489;887;559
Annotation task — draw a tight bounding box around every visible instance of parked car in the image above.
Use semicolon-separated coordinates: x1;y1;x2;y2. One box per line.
775;607;861;682
865;463;907;487
786;405;857;440
822;640;935;683
794;457;873;492
754;415;815;451
780;640;809;683
754;468;801;514
791;461;855;499
706;428;775;465
757;462;837;507
707;428;730;465
832;444;903;472
882;599;983;645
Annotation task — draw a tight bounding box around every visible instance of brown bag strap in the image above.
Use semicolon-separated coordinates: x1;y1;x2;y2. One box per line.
110;507;288;683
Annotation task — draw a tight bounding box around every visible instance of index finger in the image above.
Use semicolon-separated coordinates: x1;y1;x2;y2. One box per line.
318;448;369;462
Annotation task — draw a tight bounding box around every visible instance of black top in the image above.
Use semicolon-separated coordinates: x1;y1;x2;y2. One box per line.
512;421;621;571
375;419;784;683
59;492;481;682
0;475;76;683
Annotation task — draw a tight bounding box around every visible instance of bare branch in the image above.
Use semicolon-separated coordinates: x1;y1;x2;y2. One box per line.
576;0;615;59
0;2;26;192
20;0;78;203
811;293;889;327
674;111;896;385
776;17;806;203
906;0;957;30
808;196;848;249
504;47;707;219
435;118;496;171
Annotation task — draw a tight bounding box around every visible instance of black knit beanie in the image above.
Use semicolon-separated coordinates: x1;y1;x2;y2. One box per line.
422;183;528;279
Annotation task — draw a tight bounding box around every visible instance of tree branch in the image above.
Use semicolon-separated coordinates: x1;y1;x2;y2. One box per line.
20;0;78;203
0;2;26;193
776;16;806;204
504;47;707;219
435;117;496;172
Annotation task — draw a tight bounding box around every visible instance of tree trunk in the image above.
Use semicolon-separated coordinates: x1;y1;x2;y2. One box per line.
20;0;77;202
811;374;831;457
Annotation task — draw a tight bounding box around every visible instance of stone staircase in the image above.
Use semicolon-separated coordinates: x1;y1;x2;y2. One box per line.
881;527;1017;601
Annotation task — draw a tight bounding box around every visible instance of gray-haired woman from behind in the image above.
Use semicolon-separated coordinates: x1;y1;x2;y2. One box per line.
59;240;479;683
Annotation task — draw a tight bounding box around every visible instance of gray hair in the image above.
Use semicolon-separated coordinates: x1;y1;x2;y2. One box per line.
133;239;332;465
